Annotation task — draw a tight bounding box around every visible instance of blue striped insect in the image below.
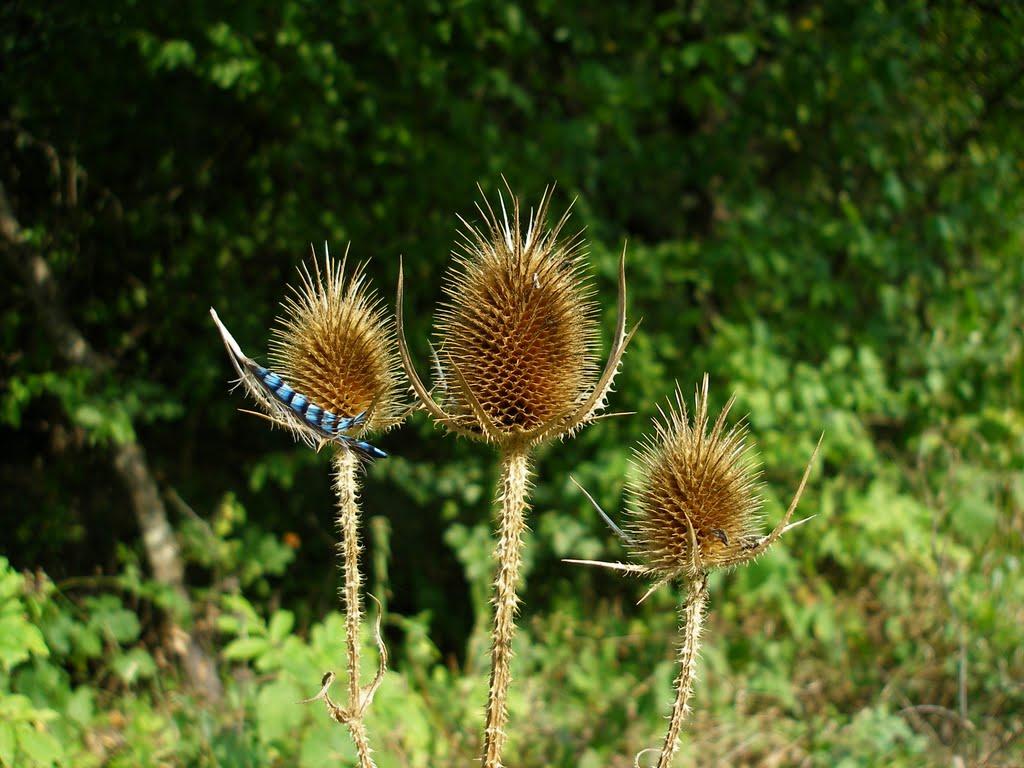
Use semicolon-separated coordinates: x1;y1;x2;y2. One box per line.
250;364;386;459
211;308;388;460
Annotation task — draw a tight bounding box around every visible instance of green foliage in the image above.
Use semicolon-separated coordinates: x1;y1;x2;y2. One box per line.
3;0;1024;765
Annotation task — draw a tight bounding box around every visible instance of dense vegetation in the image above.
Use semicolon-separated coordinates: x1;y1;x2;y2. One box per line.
2;1;1022;765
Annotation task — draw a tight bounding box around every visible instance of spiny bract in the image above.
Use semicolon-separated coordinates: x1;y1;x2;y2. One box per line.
269;247;405;436
433;187;599;439
628;375;764;579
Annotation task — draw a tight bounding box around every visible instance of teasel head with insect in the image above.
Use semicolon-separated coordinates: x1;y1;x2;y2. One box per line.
396;182;637;768
210;245;403;768
210;245;404;459
568;375;821;768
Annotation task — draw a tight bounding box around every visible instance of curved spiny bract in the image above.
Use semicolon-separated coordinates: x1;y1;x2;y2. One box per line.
397;184;635;449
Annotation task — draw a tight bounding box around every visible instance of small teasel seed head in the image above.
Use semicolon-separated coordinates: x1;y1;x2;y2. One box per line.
269;246;405;434
627;375;764;579
433;185;600;443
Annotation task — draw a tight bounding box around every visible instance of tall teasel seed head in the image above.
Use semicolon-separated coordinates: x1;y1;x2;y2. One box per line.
435;189;599;436
397;184;637;447
270;248;405;435
628;376;764;580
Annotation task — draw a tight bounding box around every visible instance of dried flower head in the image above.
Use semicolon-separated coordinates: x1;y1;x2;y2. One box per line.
617;375;820;584
211;246;403;457
436;188;599;431
397;184;637;447
628;375;764;579
568;375;819;590
270;248;404;434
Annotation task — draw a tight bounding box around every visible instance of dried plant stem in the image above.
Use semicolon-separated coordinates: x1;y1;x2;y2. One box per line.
333;450;377;768
481;444;533;768
656;572;710;768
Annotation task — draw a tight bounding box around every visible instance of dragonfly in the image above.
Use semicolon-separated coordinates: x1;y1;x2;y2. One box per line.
210;308;387;460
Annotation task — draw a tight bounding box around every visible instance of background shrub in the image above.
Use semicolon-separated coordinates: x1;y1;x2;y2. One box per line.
2;2;1022;765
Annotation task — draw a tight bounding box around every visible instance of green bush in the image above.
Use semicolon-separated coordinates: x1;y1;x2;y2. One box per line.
2;1;1023;765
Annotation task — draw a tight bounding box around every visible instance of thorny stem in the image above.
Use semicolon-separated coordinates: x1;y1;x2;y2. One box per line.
333;450;377;768
347;719;374;767
656;572;709;768
481;445;532;768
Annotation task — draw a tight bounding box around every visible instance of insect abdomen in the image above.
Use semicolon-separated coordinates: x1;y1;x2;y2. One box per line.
252;365;366;435
344;438;388;460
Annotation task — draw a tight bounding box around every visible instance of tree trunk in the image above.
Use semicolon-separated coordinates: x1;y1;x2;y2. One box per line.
1;181;222;701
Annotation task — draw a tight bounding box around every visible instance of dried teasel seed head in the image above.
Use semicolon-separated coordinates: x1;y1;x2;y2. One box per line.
627;375;764;579
432;185;600;444
269;246;405;434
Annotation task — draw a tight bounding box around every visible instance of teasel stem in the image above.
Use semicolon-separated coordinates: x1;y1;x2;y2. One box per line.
656;572;709;768
333;449;377;768
481;443;533;768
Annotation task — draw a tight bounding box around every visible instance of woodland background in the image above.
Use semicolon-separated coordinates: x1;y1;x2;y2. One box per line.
2;1;1023;766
